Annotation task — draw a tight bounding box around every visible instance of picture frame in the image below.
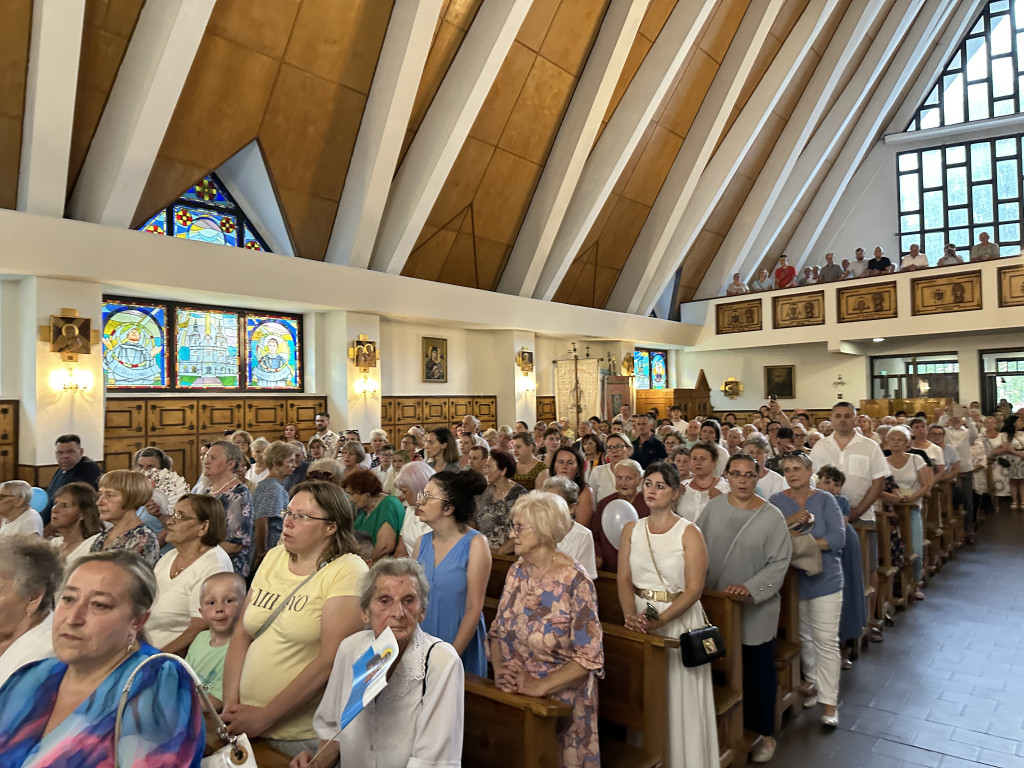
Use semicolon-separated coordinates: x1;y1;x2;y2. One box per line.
772;290;825;329
836;281;897;323
716;299;762;334
517;349;534;373
422;337;447;383
998;264;1024;308
764;365;796;399
355;340;378;369
911;270;982;316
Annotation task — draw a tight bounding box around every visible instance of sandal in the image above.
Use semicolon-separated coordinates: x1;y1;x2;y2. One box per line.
841;658;853;670
914;589;925;600
869;627;884;643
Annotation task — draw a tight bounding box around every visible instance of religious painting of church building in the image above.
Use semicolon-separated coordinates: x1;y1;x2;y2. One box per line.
176;308;240;388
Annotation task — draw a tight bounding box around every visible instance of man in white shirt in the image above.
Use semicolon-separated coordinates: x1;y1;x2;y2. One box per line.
970;232;1000;262
942;412;979;542
309;412;340;457
810;402;888;639
848;247;868;278
900;243;930;272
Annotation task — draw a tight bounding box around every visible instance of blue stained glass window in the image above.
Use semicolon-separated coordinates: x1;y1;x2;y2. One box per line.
102;301;168;389
175;308;240;389
246;315;301;390
634;350;651;391
136;173;271;252
650;351;667;390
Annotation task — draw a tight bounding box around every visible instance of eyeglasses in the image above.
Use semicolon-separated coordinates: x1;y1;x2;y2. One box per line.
170;512;199;521
727;471;758;480
307;471;334;480
607;443;629;452
416;491;449;505
281;509;332;523
510;523;533;536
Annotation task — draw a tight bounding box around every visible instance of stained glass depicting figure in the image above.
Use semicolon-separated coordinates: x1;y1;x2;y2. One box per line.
175;309;240;388
651;351;667;390
634;350;651;390
102;302;167;388
173;206;239;247
246;316;300;390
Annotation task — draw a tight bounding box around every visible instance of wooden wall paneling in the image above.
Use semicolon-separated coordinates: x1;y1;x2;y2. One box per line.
472;397;496;426
19;465;59;487
150;435;199;484
103;436;146;472
287;397;326;437
147;399;198;436
245;398;286;433
198;398;244;433
105;398;146;436
0;446;14;482
449;398;472;421
0;401;17;445
380;397;395;425
394;399;424;426
423;397;449;425
536;396;556;422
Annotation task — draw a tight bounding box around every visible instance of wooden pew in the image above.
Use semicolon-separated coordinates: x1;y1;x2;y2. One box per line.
463;674;572;768
702;590;745;768
875;510;898;623
922;484;944;576
774;569;803;733
893;501;918;611
594;571;624;625
852;520;877;647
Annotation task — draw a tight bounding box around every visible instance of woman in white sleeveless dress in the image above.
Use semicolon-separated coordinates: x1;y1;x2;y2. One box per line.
617;460;719;767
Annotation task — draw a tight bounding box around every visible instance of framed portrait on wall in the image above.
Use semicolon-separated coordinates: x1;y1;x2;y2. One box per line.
764;365;796;399
422;337;447;383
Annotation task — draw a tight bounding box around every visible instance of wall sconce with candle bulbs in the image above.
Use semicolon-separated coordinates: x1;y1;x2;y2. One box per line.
50;366;94;394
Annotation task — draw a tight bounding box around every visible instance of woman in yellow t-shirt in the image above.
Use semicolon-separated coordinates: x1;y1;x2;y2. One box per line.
220;481;368;757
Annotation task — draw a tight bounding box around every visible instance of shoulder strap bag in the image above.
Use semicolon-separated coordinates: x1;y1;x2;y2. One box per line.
252;569;318;641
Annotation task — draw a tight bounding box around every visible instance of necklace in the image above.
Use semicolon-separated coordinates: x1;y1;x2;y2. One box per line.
526;553;558;596
170;547;209;578
690;476;716;491
209;476;236;495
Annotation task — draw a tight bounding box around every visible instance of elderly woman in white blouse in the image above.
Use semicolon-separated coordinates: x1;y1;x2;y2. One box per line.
392;461;435;559
0;535;63;685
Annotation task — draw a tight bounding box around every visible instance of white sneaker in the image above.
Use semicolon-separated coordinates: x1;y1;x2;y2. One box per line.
802;694;818;708
751;740;776;763
821;711;839;728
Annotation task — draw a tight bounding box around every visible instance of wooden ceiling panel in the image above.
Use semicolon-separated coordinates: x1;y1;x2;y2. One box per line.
703;170;757;237
611;121;655;196
595;194;650;268
702;0;752;63
498;55;577;164
205;0;300;60
468;42;535;146
135;156;214;228
260;65;366;203
657;47;719;138
580;191;619;252
639;0;679;40
434;231;479;287
275;187;343;261
471;148;543;244
551;254;588;304
621;124;684;206
517;0;560;52
674;229;724;295
284;0;393;93
0;0;32;210
405;226;458;281
424;137;494;231
540;0;609;74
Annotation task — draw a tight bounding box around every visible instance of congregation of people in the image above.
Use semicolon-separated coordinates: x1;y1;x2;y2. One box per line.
1;397;1023;767
725;234;1011;295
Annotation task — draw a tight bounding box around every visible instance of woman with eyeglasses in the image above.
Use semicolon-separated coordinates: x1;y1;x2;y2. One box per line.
616;461;718;766
90;470;160;566
221;481;367;757
341;469;405;561
697;454;791;763
770;453;845;728
588;433;633;505
677;441;729;522
252;441;302;568
413;470;491;676
146;494;232;654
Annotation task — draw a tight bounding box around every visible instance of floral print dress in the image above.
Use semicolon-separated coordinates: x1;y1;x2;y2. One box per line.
487;559;604;768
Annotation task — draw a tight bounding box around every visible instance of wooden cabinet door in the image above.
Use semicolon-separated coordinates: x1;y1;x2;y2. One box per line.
0;401;16;445
287;397;327;429
105;399;146;436
380;398;395;425
104;436;146;472
423;398;448;425
473;397;496;426
394;399;423;427
198;399;244;433
0;446;14;482
536;396;556;422
151;435;199;485
245;399;286;434
449;399;472;421
148;399;197;436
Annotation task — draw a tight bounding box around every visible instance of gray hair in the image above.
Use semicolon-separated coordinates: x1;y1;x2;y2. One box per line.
611;458;643;477
542;475;579;506
0;480;32;506
250;437;270;453
0;535;64;616
358;557;430;614
369;428;388;442
210;440;245;471
66;550;158;619
743;434;771;452
340;440;366;462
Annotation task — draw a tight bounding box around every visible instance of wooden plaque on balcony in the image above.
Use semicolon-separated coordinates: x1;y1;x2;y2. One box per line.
716;299;762;334
911;271;982;316
836;281;897;323
998;264;1024;308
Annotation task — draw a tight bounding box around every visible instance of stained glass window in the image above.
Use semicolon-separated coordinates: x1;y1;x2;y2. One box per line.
175;308;240;389
650;351;667;390
634;350;651;390
101;301;168;389
138;174;270;252
246;315;301;390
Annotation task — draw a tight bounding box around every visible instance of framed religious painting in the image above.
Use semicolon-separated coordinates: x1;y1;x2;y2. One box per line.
911;271;982;316
422;337;447;383
837;281;897;323
764;365;796;399
716;299;762;334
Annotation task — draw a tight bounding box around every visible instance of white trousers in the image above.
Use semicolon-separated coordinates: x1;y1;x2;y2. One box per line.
798;590;843;706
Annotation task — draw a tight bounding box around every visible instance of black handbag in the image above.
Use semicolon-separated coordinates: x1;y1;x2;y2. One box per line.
679;605;726;667
643;521;725;667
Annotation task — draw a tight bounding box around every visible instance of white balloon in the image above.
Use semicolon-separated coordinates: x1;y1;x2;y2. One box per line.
602;499;639;550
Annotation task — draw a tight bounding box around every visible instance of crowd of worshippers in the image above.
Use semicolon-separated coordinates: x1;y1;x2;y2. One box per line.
725;234;1008;295
0;399;1022;767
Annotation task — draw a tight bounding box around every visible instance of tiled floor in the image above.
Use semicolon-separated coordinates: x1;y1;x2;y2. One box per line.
771;508;1024;767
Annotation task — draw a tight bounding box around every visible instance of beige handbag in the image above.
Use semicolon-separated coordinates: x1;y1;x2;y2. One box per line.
788;514;823;575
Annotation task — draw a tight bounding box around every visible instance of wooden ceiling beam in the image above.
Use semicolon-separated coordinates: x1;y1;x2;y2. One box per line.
695;0;889;299
781;0;967;268
497;0;649;298
325;0;441;268
725;0;927;285
18;0;86;216
67;0;215;226
530;0;719;301
369;0;533;274
627;0;843;315
606;0;787;314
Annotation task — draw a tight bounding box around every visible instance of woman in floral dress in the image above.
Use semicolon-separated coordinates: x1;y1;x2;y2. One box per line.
488;491;604;768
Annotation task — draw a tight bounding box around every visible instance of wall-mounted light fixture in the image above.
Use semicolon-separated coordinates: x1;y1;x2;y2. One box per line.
51;366;93;393
354;374;379;397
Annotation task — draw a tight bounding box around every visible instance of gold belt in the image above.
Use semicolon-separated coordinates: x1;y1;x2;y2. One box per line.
635;587;682;603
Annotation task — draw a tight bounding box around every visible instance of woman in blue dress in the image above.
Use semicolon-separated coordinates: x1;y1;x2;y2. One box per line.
414;469;491;676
